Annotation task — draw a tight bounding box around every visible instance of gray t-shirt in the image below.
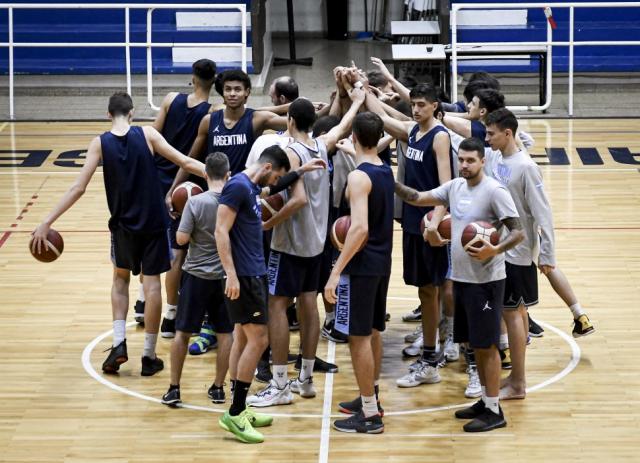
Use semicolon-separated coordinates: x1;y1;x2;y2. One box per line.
178;190;225;280
432;176;519;284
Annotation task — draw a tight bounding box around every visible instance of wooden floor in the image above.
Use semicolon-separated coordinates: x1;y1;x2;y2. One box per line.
1;119;639;462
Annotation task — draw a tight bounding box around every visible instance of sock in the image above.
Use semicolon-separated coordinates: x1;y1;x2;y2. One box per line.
361;395;379;418
466;348;476;367
229;380;250;416
260;347;270;363
137;283;145;302
230;379;237;394
169;384;179;391
445;316;454;336
481;386;487;404
421;345;437;366
273;364;288;388
325;311;335;323
113;320;126;346
143;333;158;358
164;304;177;320
499;333;509;350
374;383;380;401
570;303;585;319
299;358;315;382
484;396;500;415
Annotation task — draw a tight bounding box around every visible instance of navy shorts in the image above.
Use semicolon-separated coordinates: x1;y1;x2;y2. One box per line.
169;217;188;251
504;262;539;309
223;275;269;325
267;250;322;297
453;279;505;349
176;272;233;334
317;238;338;294
110;227;172;276
335;274;389;336
402;231;448;287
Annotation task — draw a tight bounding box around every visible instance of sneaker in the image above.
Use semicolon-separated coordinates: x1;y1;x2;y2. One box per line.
218;411;264;444
102;340;128;374
338;396;384;417
385;312;391;322
463;407;507;433
188;324;217;355
404;325;423;343
246;380;293;408
321;318;348;343
528;314;544;338
207;384;226;403
287;303;299;331
333;411;384;434
408;359;424;372
244;408;273;427
133;300;145;325
454;399;485;419
396;363;441;388
499;348;512;370
161;387;181;406
402;334;423;358
402;306;422;322
465;366;482;398
290;376;316;398
160;316;176;339
141;356;164;376
443;334;460;362
255;360;273;383
294;355;338;373
573;314;595;338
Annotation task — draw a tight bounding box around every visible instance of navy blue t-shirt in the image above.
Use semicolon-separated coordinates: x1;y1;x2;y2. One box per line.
208;108;255;175
219;172;266;276
470;120;489;147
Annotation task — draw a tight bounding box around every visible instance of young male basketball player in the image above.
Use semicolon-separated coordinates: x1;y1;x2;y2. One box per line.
31;92;207;376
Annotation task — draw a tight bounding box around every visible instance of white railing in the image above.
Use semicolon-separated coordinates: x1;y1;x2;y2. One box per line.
0;3;248;120
451;2;640;115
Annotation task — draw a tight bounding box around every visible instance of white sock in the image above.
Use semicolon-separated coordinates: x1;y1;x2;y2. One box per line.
273;364;288;388
361;395;379;417
481;386;487;404
325;311;335;323
164;303;177;320
499;333;509;350
570;303;585;319
143;333;158;358
137;283;145;302
113;319;126;346
300;358;315;382
484;396;500;415
445;316;454;336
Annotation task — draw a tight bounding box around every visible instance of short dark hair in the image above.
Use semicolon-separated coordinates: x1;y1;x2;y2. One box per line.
409;83;438;103
398;75;419;90
192;59;217;83
258;145;291;171
475;88;505;114
205;151;229;180
288;98;316;132
353;112;384;149
273;76;299;102
108;92;133;117
214;70;228;96
220;69;251;91
458;137;485;158
312;115;340;137
366;70;389;89
485;108;519;134
469;71;501;91
463;79;495;103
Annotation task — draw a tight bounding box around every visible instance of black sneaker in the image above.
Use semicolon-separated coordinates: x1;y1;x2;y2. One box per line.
255;359;272;383
321;319;348;343
102;340;128;374
463;407;507;433
287;303;299;331
338;396;384;417
333;411;384;434
572;314;595;338
160;316;176;339
134;300;145;325
454;399;486;419
141;356;164;376
295;355;338;373
385;312;391;322
207;384;226;403
528;314;544;338
161;387;181;406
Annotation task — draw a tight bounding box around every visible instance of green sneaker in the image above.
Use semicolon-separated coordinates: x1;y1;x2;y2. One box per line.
218;411;264;443
244;408;273;428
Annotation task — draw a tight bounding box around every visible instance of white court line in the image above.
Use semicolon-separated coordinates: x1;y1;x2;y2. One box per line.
318;340;336;463
171;432;515;439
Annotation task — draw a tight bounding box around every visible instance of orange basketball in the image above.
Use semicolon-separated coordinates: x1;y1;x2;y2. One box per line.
461;221;499;251
330;215;367;252
260;193;285;221
171;181;204;213
29;228;64;263
423;210;452;240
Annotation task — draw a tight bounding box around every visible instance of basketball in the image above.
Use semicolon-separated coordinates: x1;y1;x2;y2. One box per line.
422;210;452;240
260;193;285;221
29;228;64;263
171;181;203;214
330;215;367;251
461;221;500;251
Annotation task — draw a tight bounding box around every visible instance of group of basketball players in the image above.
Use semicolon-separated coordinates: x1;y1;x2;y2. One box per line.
31;56;596;443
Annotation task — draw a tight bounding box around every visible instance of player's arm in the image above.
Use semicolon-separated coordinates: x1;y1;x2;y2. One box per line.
441;113;472;139
152;92;178;132
145;126;206;179
378;99;412;122
215;204;240;299
175;200;195;246
524;165;556;273
467;216;525;261
255;102;291;115
254;110;288;132
318;87;366;152
262;150;306;229
364;91;413;141
324;170;371;304
394;181;445;207
377;133;394;152
424;206;450;247
31;137;102;254
370;57;411;102
262;158;327;197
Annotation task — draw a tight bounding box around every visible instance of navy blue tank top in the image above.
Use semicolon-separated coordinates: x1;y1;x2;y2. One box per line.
402;124;453;235
344;162;395;276
207;108;255;175
155;93;211;194
101;126;169;233
470;120;490;147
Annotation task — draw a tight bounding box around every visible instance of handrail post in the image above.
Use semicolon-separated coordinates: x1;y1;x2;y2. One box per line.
9;6;14;120
451;5;458;103
146;8;159;110
125;7;132;96
241;5;247;72
569;6;575;117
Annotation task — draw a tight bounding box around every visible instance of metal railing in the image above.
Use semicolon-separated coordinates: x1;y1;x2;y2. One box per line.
0;3;248;120
451;2;640;115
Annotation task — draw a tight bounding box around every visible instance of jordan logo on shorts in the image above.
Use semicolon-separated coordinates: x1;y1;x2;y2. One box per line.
482;301;492;311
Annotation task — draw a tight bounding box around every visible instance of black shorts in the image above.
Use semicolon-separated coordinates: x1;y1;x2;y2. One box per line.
110;227;172;276
317;237;338;293
453;279;505;349
504;262;539;309
402;231;448;287
223;275;269;325
335;274;389;336
262;229;272;267
176;272;233;334
267;250;322;297
169;217;188;251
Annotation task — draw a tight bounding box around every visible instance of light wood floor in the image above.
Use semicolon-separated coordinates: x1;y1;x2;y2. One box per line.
1;119;639;462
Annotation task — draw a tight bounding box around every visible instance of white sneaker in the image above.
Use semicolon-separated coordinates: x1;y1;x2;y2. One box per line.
290;376;316;398
402;333;423;358
443;335;459;362
246;380;293;407
396;363;441;388
404;325;423;343
464;366;482;398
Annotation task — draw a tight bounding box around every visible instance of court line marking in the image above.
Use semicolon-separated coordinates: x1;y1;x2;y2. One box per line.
319;341;336;463
171;432;515;439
